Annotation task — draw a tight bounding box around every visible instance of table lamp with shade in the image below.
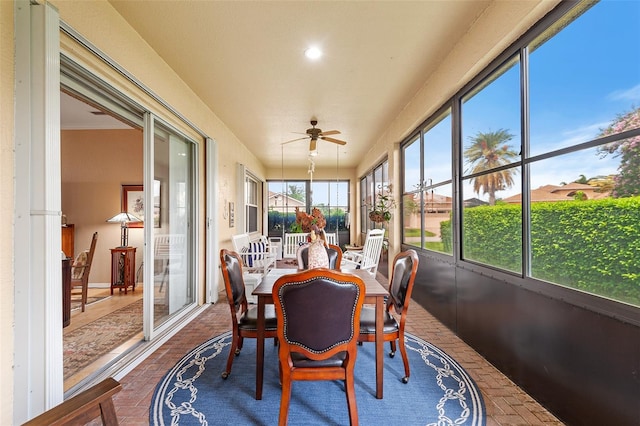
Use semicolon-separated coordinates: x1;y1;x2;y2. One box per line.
106;212;142;247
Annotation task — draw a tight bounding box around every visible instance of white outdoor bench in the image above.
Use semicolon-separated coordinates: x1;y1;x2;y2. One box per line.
283;232;337;258
231;233;277;276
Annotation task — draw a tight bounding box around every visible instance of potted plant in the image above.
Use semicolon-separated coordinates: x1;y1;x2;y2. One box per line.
369;185;396;224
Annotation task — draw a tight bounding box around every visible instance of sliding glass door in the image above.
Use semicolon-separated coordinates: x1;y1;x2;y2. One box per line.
151;120;196;328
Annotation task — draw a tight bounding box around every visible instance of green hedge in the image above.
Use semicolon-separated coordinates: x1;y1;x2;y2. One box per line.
267;211;347;233
439;197;640;305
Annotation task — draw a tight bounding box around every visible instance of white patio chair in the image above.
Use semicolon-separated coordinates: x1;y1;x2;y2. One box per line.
341;228;385;275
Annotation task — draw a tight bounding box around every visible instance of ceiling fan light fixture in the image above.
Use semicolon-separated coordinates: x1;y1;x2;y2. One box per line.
304;46;322;60
309;149;318;157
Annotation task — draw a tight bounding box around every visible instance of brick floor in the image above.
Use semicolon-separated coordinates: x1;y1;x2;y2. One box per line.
111;288;564;425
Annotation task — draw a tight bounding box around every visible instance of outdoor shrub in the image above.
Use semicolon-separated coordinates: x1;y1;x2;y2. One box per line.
438;196;640;305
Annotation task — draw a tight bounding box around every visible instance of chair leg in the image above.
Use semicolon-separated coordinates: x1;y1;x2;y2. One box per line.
81;282;88;312
345;373;359;426
389;340;396;357
278;373;292;426
221;332;239;379
397;334;410;384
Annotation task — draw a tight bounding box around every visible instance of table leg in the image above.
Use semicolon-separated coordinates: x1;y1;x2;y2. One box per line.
256;297;265;400
375;295;384;399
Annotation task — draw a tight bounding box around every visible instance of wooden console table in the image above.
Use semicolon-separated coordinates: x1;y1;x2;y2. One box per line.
110;247;136;294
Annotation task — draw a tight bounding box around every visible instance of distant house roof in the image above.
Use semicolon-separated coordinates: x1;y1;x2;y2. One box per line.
464;197;489;207
268;191;305;207
503;183;610;204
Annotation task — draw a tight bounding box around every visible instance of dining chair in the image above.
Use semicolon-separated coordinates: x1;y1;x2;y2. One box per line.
272;269;366;426
358;249;419;383
219;249;278;380
296;243;343;270
341;228;385;275
70;232;98;312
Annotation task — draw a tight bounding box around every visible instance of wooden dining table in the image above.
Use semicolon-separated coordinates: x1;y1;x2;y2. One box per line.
252;268;389;400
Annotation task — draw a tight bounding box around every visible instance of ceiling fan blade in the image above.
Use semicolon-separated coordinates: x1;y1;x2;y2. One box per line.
319;130;340;136
321;136;347;145
281;137;308;145
309;139;317;151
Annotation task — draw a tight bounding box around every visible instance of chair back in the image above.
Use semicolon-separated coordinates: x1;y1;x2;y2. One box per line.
360;229;385;274
273;269;366;360
72;232;98;282
220;249;248;315
296;244;343;270
328;244;343;269
388;249;419;315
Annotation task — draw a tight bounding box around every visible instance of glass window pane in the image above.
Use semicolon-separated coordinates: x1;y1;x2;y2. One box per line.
360;177;368;234
423;111;452;186
462;168;522;273
423;184;453;254
310;180;349;232
327;181;349;232
267;181;287;237
269;180;349;236
285;181;306;232
529;1;640;157
402;192;421;247
245;175;259;233
153;124;195;327
530;149;640;306
462;58;521;177
311;181;330;206
403;136;421;191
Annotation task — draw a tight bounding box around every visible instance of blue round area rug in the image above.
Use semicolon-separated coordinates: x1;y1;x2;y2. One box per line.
150;331;485;425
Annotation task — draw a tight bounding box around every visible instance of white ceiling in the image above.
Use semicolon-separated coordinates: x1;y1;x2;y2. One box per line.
69;1;495;168
61;91;132;130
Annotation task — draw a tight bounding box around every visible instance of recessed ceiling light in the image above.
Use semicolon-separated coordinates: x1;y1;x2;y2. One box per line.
304;47;322;60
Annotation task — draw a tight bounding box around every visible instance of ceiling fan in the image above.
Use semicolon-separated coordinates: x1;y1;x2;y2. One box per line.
283;120;347;152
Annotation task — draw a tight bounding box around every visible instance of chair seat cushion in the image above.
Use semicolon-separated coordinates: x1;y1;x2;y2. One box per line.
358;306;399;335
238;305;278;331
291;351;346;368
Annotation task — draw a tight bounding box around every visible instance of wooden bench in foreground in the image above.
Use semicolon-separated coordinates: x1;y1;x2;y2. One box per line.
23;377;122;426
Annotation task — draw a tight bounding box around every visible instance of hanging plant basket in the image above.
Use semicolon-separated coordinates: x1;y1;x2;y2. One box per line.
368;184;395;224
369;211;389;223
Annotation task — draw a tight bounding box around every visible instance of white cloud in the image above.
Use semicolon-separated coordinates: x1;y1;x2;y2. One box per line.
608;84;640;102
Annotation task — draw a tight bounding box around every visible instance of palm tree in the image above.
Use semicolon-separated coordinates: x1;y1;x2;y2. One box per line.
464;129;519;205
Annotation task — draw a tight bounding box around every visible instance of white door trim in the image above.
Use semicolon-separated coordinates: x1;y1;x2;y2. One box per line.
14;1;63;422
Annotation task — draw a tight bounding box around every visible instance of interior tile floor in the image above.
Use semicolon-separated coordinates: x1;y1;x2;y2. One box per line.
105;288;564;425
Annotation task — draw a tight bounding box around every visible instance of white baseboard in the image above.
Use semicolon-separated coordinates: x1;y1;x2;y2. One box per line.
88;283;111;289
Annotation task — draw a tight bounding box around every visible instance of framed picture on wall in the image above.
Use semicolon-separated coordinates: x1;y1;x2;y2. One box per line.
122;184;144;228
